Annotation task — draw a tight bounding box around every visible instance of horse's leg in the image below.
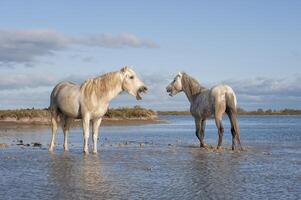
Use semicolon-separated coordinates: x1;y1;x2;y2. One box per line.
195;117;207;148
227;109;243;151
82;115;90;154
215;113;224;150
92;117;102;154
227;110;236;150
62;117;72;151
200;119;207;147
49;112;58;152
194;117;201;146
195;117;203;147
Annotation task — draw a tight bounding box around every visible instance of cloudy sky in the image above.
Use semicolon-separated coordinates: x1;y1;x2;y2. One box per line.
0;1;300;110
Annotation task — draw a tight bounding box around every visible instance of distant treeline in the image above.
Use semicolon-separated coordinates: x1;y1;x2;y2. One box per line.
158;108;301;116
0;106;157;120
237;108;301;115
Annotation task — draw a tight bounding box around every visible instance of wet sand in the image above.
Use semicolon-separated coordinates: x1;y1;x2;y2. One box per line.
0;118;166;129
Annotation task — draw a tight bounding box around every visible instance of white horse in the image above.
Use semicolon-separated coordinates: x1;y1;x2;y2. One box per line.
49;66;147;154
166;72;242;150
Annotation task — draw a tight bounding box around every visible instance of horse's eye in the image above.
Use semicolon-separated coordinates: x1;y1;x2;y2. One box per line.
130;76;134;79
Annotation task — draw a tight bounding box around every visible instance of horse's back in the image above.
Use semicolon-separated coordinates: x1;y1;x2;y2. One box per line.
50;81;81;118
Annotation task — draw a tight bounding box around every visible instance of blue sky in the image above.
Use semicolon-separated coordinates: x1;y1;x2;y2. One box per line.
0;0;300;110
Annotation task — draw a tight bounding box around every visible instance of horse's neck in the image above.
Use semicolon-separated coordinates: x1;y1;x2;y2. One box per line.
182;75;206;103
183;89;199;103
97;72;123;102
83;71;123;103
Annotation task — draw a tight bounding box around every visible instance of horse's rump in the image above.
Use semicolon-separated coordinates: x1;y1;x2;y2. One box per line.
50;81;81;118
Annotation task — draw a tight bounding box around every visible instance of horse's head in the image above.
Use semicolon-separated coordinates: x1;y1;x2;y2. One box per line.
120;66;148;100
166;72;183;96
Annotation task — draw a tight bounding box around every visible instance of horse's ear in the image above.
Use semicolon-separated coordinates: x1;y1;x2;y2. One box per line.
120;66;129;73
177;72;183;77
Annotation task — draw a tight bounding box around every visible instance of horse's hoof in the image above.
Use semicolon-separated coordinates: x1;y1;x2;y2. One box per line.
92;151;98;155
232;146;244;151
200;143;208;148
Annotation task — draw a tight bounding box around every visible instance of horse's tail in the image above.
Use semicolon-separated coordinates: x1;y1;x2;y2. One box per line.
225;86;237;110
49;82;66;122
225;86;243;150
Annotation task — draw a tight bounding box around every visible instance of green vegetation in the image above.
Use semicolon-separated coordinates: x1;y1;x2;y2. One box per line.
157;111;190;115
0;108;49;120
105;106;157;119
158;108;301;116
0;106;157;121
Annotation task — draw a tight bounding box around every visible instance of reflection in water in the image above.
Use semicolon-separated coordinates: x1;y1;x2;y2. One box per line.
47;152;119;199
47;153;79;199
188;149;246;199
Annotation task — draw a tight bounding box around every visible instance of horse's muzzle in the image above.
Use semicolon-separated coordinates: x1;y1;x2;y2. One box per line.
166;86;173;96
139;86;148;93
136;86;148;100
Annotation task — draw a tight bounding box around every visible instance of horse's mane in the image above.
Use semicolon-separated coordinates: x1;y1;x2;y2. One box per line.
80;71;121;99
181;72;207;97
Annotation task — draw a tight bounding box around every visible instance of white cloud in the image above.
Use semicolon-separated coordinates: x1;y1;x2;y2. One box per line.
77;33;157;48
0;72;300;110
220;75;301;109
0;72;98;91
224;76;301;97
0;74;58;90
0;88;51;109
0;29;158;66
0;29;69;66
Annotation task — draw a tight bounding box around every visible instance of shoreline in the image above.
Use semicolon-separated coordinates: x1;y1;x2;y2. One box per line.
0;118;166;130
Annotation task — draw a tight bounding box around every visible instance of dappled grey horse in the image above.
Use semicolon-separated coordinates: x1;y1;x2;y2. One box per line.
49;66;148;154
166;72;242;150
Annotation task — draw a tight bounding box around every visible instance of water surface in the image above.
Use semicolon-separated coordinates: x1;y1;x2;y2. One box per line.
0;115;300;199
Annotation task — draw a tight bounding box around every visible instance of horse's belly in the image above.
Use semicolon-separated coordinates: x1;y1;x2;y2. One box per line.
191;100;212;118
191;105;213;118
57;91;81;118
59;105;80;118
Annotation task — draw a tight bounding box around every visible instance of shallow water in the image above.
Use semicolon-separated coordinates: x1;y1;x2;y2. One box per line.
0;115;300;200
